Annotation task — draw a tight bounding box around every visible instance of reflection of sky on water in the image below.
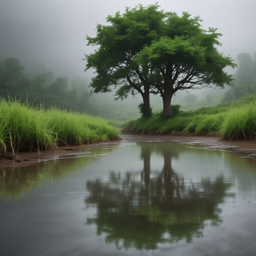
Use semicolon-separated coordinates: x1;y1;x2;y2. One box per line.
1;140;256;255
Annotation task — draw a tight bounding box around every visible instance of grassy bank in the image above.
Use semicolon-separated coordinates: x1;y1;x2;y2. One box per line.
0;99;120;155
124;93;256;140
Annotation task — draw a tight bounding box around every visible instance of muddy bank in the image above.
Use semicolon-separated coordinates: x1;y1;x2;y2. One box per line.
0;140;122;171
1;133;256;170
122;133;256;156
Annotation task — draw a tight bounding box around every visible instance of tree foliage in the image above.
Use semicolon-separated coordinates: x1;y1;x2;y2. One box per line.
85;4;236;116
0;57;139;122
222;52;256;103
0;57;95;113
85;4;166;116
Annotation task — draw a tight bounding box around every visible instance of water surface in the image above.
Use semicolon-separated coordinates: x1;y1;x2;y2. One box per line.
1;136;256;256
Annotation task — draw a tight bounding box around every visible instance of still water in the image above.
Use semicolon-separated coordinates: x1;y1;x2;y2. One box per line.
1;135;256;256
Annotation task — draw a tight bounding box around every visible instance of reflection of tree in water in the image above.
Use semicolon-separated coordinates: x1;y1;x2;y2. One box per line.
86;143;234;250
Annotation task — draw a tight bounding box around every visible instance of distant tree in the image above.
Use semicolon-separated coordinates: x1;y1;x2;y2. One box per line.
222;52;256;103
47;77;68;97
85;4;236;117
233;53;256;87
0;58;101;115
0;58;29;93
1;58;24;81
30;75;48;92
41;71;55;84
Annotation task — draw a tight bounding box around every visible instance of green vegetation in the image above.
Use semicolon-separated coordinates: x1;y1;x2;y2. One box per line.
222;52;256;103
0;98;119;155
85;3;235;117
0;58;92;113
124;93;256;140
0;57;139;125
220;104;256;140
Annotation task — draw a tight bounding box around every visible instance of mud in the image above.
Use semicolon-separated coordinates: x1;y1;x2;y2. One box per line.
1;133;256;171
0;140;122;171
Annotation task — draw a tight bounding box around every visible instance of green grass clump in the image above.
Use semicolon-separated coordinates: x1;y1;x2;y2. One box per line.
183;115;205;134
0;98;119;154
220;103;256;140
125;114;193;134
0;100;53;153
124;93;256;140
195;114;224;135
47;109;84;145
156;116;191;134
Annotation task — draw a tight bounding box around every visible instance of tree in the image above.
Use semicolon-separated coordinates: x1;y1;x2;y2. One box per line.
1;58;24;81
30;75;48;92
233;53;256;87
47;77;68;98
85;4;236;117
0;58;30;93
222;52;256;103
134;12;236;116
85;4;165;116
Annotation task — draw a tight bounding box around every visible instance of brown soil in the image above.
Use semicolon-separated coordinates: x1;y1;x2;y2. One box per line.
0;140;122;171
1;133;256;171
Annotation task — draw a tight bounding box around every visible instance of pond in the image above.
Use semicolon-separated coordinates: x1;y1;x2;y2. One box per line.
1;134;256;256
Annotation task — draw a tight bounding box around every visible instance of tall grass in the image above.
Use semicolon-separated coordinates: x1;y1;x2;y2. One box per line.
0;98;120;154
0;100;53;153
220;103;256;140
47;108;120;145
124;93;256;140
195;114;224;135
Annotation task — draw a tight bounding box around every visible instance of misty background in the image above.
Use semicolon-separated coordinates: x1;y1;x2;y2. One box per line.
1;0;256;122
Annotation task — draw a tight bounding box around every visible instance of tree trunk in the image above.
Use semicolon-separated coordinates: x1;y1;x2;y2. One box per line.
162;93;173;117
142;87;151;117
143;149;151;186
163;151;174;201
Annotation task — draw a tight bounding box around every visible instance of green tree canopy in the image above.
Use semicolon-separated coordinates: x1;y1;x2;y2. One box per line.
0;58;30;93
234;53;256;86
222;52;256;103
47;77;68;97
85;4;165;116
85;4;236;116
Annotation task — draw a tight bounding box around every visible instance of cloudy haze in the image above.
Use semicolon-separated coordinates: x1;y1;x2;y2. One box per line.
0;0;255;79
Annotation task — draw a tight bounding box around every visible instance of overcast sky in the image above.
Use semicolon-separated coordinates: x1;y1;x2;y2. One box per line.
0;0;255;79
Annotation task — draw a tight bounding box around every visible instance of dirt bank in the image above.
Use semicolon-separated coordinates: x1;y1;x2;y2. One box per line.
0;140;122;171
1;133;256;170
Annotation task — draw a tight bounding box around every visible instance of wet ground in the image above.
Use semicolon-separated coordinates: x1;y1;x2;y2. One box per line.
1;133;256;170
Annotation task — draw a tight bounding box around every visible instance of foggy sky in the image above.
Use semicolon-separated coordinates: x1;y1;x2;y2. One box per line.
0;0;255;79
